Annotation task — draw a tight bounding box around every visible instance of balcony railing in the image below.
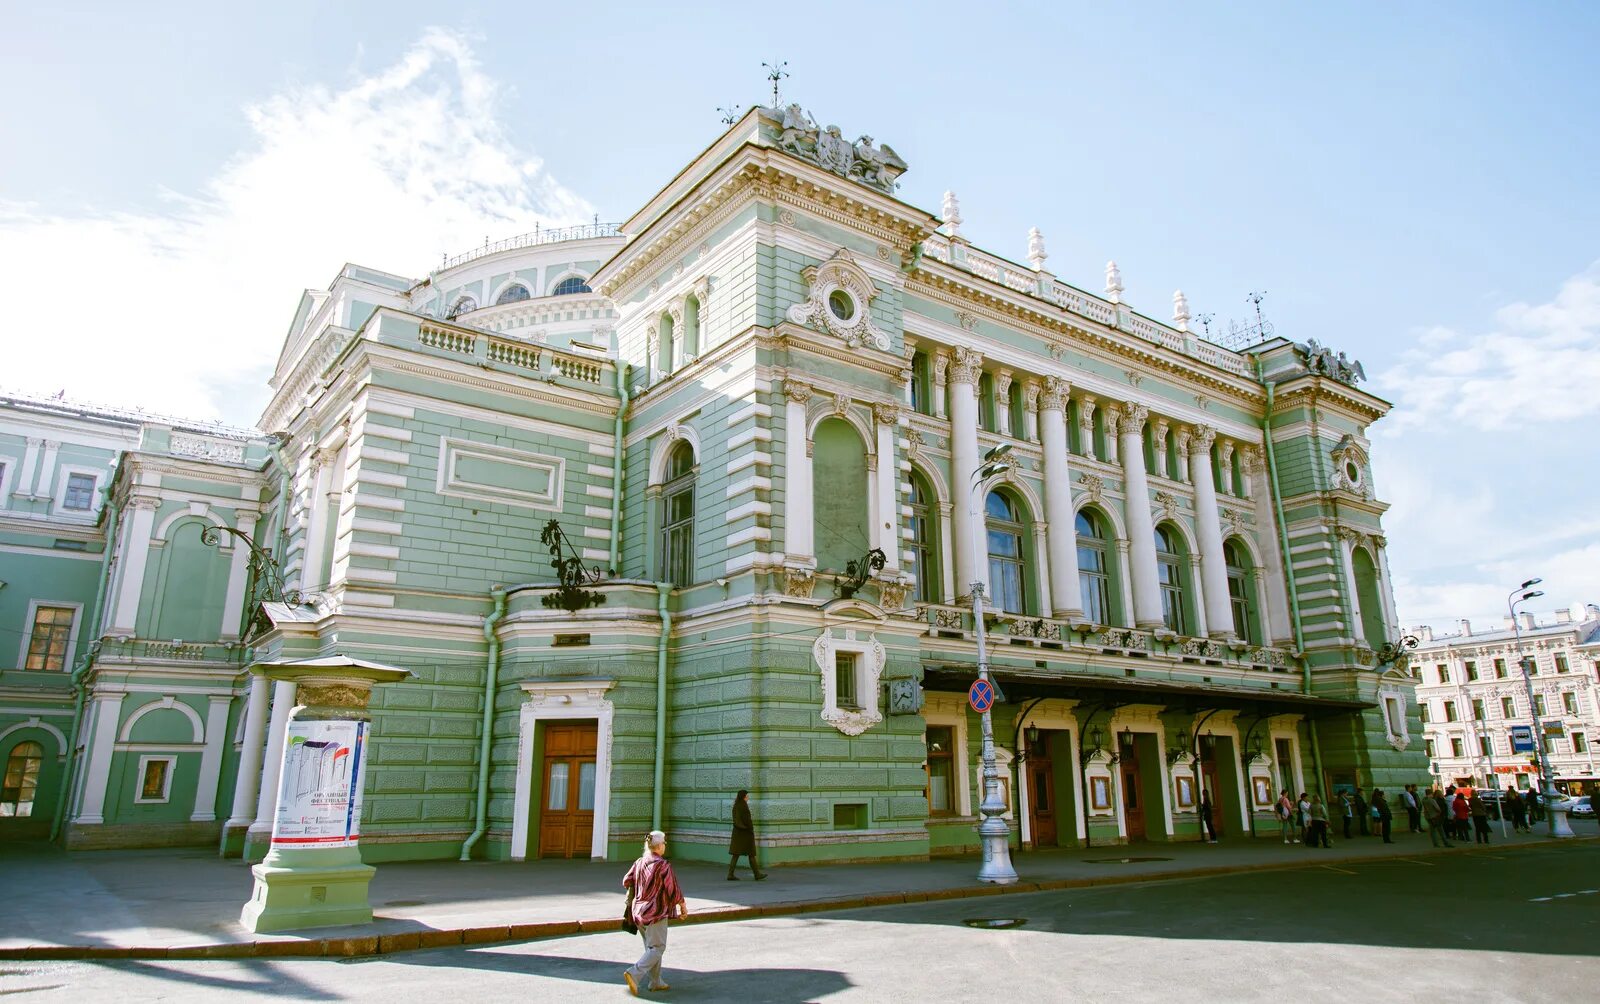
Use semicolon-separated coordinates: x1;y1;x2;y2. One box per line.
417;322;608;387
439;222;624;273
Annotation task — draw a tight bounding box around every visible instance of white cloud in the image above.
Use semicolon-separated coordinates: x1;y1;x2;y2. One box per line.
0;28;592;427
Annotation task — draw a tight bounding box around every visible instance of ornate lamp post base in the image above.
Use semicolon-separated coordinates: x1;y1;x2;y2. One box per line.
1546;801;1577;838
239;658;411;934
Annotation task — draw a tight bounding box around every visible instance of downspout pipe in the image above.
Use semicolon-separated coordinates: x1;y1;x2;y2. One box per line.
1254;355;1324;788
460;585;507;861
608;363;630;574
51;462;123;842
652;583;672;831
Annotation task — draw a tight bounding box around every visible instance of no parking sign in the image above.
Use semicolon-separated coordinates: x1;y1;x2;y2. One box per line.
968;678;995;714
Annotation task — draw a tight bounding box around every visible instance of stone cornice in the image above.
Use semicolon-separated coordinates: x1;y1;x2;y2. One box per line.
767;322;908;382
1268;378;1390;424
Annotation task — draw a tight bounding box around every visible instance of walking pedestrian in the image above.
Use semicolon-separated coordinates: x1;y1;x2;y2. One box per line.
727;789;767;881
1339;792;1354;840
1402;784;1422;833
1307;794;1332;848
622;830;689;997
1470;792;1491;844
1442;785;1458;838
1200;789;1218;843
1297;792;1311;844
1373;788;1393;843
1506;789;1527;832
1424;787;1452;847
1353;787;1370;836
1277;790;1298;844
1451;790;1470;842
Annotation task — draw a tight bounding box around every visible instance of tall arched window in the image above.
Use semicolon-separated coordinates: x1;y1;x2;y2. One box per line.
659;442;696;587
1076;509;1111;626
986;491;1027;614
1154;524;1189;635
1351;545;1386;649
1;741;43;818
812;418;870;574
908;469;940;603
494;283;531;305
1224;538;1259;643
447;295;477;318
552;276;591;296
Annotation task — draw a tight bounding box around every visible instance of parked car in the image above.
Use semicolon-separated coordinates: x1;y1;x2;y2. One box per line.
1553;795;1594;818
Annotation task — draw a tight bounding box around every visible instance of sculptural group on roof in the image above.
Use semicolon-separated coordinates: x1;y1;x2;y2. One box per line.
772;104;907;193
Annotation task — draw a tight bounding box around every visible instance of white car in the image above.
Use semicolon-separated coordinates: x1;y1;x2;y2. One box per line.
1558;796;1594;818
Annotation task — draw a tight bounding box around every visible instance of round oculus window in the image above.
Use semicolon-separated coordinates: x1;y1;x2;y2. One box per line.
1344;461;1361;484
828;289;855;321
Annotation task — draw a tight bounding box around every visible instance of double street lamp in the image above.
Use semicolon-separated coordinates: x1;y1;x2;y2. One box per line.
970;443;1019;884
1507;578;1575;838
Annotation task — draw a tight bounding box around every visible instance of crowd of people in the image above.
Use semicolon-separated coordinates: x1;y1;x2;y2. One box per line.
1274;782;1556;849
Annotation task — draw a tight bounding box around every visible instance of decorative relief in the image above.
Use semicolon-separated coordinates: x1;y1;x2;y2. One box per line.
954;311;979;332
1330;435;1370;498
872;401;901;426
813;628;888;736
948;346;984;386
1190;425;1217;454
934;607;964;630
1220;507;1249;537
772;104;908;193
1078;472;1106;503
779;209;797;226
1293;338;1367;385
1039;376;1070;412
1182;638;1222;659
1022;381;1041;414
783;379;813;405
782;565;817;599
1242;446;1266;476
831;394;853;417
1125;369;1143;387
786;250;891;351
876;578;908;611
1153;491;1180;520
299;683;371;710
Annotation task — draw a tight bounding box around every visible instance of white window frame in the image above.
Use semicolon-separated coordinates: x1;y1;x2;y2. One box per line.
17;599;83;673
134;754;176;804
0;454;15;507
813;627;885;736
922;695;972;816
53;464;102;517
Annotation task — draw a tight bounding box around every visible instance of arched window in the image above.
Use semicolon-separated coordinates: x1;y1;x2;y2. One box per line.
1;741;43;818
1224;538;1259;643
986;491;1027;614
1154;524;1189;635
659;442;696;587
494;283;531;305
1351;545;1386;649
1076;509;1111;626
552;276;591;296
812;418;870;573
447;295;477;318
908;469;940;603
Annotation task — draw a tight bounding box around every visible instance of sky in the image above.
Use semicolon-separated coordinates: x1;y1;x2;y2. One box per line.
2;2;1596;630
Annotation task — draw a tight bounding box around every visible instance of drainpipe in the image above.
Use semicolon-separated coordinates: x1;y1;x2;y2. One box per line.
459;585;507;861
609;363;630;574
652;583;672;831
1253;356;1324;789
50;463;123;842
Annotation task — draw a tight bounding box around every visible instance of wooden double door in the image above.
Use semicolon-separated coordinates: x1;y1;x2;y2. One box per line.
1027;749;1058;847
539;722;598;858
1119;733;1146;841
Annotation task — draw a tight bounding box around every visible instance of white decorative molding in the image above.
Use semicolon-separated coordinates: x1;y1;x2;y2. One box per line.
436;435;565;512
512;680;616;861
786;249;891;351
813;626;886;736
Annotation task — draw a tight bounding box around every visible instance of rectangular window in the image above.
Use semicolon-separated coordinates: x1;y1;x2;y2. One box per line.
1472;699;1485;722
1419;703;1430;724
1465;660;1478;682
1563;692;1578;716
1438;665;1451;684
1575;733;1589;754
1556;654;1570;674
1424;739;1436;758
24;605;75;671
832;803;867;830
1501;696;1515;718
62;472;97;511
926;725;955;816
660;481;695;587
1444;700;1458;723
135;757;174;803
1534;694;1547;717
1493;658;1507;679
1450;738;1464;757
1479;735;1492;756
835;652;859;710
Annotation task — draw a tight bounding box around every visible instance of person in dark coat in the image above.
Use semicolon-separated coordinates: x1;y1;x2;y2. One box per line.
1353;787;1370;836
727;789;766;881
1372;788;1394;843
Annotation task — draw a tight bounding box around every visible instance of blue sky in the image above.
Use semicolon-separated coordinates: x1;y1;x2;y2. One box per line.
3;2;1597;627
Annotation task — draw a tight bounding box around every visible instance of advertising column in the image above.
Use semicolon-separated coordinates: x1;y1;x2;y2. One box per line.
240;659;410;933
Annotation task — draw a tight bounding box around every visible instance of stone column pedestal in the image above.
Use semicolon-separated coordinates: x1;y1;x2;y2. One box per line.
240;658;410;934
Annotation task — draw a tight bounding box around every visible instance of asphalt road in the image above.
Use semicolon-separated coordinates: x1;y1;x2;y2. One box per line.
6;844;1595;1003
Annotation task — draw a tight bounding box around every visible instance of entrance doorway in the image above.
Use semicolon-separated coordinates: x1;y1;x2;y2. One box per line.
1199;736;1225;837
1027;742;1057;848
1119;732;1146;841
539;722;598;858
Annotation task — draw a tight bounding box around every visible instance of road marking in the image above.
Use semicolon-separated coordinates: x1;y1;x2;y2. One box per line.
1398;858;1434;866
1529;889;1597;902
1319;864;1357;875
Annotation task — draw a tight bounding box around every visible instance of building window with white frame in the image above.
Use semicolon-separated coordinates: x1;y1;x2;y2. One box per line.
834;652;860;710
0;741;43;817
658;442;695;587
1575;732;1589;753
1478;735;1492;756
1076;510;1112;626
985;491;1027;615
24;605;76;671
926;725;955;816
1501;695;1515;718
62;472;97;511
552;276;591;296
1450;737;1464;757
135;756;175;803
907;469;940;603
494;282;531;305
1562;691;1578;716
1154;524;1190;635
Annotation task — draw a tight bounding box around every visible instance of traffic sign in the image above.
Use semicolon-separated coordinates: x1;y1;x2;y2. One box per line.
968;678;995;714
1510;725;1535;753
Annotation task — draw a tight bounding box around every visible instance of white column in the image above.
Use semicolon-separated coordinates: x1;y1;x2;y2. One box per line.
1188;554;1210;636
783;381;815;563
1032;521;1052;614
938;504;956;602
219;512;257;641
225;674;271;828
873;403;900;573
109;497;159;635
1374;537;1401;638
1115;541;1136;628
191;695;232;822
1245;447;1293;644
948;347;984;599
248;680;297;838
1188;426;1237;638
299;452;334;591
76;693;125;824
1119;404;1164;628
14;438;42;499
1039;377;1083;618
34;439;60;497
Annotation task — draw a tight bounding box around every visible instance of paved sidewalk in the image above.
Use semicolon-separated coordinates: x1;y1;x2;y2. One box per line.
2;825;1595;960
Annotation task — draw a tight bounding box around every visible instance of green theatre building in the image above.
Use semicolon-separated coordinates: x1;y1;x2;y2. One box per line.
0;105;1426;865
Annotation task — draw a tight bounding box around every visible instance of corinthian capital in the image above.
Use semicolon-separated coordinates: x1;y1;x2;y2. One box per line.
1190;424;1217;454
1039;375;1071;412
1120;402;1148;433
1242;446;1266;475
948;346;984;386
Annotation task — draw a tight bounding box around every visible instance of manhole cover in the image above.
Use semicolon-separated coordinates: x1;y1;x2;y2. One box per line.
383;900;425;907
1085;856;1173;864
962;918;1028;929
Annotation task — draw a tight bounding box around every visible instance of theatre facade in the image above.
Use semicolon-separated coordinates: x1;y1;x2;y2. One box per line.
0;104;1426;862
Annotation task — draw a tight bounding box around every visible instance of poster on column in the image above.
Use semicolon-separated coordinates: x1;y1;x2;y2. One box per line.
270;719;367;849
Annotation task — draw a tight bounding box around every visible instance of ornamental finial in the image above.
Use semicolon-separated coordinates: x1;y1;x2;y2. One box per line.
1027;227;1047;271
941;191;962;238
1105;260;1124;303
1173;290;1190;332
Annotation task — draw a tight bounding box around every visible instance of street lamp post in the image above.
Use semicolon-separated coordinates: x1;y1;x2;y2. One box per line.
1508;580;1574;838
970;443;1019;884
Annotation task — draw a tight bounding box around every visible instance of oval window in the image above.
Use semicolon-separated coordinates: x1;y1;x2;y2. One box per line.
828;289;854;321
1344;461;1361;484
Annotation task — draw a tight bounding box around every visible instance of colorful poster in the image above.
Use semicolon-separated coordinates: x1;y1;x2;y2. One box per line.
270;719;367;849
